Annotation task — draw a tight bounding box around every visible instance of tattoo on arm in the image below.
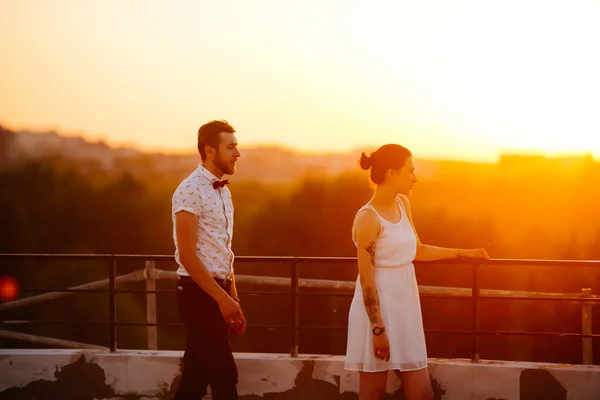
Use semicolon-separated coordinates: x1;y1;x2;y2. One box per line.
365;241;376;266
363;286;380;324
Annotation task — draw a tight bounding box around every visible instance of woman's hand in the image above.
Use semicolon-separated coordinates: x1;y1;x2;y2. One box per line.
459;248;490;259
373;330;390;361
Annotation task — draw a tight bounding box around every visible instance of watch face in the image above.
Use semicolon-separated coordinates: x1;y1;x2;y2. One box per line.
372;326;385;335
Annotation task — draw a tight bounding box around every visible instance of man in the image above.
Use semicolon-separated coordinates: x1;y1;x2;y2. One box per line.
172;120;246;400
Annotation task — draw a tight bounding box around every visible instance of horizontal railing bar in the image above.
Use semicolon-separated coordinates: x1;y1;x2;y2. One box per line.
283;292;354;297
15;289;600;303
0;270;146;312
4;319;599;339
0;254;351;263
13;288;600;303
426;329;600;338
0;254;177;261
481;259;600;268
237;291;291;296
20;289;178;294
1;320;182;327
158;270;600;300
18;289;293;296
2;254;600;268
0;321;293;329
479;295;600;302
5;270;599;313
0;329;108;349
157;270;358;290
478;330;600;338
293;327;600;338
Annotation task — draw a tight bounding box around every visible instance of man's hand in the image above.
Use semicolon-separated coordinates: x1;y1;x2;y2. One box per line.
230;313;247;335
218;296;246;335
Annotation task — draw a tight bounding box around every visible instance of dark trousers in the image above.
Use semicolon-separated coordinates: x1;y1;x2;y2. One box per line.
174;277;238;400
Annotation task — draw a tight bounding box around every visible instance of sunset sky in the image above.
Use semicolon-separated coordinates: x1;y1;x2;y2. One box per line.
1;1;599;161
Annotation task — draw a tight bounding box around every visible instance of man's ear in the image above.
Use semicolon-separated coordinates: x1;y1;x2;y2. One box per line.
204;144;216;159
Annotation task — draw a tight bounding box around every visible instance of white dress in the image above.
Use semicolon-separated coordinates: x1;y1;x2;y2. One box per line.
345;196;428;372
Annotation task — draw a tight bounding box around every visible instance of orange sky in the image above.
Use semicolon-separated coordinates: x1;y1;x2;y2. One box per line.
1;1;599;161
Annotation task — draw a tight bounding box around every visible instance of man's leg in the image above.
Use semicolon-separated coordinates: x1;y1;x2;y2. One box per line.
174;338;209;399
201;282;238;400
206;329;238;400
175;278;239;400
173;279;209;399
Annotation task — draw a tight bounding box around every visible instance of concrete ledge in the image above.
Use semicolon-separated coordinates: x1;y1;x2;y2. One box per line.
1;350;599;399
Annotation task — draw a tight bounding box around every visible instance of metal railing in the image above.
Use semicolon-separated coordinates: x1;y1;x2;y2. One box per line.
1;254;599;364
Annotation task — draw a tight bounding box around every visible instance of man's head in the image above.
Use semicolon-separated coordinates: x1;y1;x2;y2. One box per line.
197;120;240;176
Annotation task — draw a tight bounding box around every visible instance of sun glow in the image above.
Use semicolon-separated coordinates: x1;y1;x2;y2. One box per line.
1;1;599;160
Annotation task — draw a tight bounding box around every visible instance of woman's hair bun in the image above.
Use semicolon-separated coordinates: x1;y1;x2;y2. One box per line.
359;152;372;170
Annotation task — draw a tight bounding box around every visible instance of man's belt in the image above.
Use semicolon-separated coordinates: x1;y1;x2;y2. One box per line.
179;275;232;291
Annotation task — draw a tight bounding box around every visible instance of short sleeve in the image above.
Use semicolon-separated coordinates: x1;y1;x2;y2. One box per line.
172;185;202;217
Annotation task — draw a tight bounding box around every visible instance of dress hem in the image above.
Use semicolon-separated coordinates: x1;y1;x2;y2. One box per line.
344;363;428;373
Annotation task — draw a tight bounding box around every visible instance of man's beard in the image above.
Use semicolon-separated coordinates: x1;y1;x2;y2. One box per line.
214;154;234;175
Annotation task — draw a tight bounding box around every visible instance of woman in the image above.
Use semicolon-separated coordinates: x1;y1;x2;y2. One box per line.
345;144;489;400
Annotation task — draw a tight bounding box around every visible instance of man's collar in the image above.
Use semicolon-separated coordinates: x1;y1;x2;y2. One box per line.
197;163;222;183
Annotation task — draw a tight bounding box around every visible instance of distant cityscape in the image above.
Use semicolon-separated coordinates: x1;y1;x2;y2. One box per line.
0;126;596;183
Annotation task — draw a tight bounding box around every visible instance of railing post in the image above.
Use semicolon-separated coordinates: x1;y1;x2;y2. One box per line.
145;260;158;350
582;287;593;365
290;258;300;358
471;262;480;363
109;260;117;352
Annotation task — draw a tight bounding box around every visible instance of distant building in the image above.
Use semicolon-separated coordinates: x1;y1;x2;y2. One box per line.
11;130;143;170
0;126;19;169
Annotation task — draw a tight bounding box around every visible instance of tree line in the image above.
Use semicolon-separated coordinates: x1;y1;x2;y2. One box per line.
1;156;599;364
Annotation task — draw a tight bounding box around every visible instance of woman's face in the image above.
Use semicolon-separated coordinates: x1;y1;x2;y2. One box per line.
390;156;418;195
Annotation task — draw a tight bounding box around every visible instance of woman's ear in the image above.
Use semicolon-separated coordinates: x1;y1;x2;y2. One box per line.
385;168;395;182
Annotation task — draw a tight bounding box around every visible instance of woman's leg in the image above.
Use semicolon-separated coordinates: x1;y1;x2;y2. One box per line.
393;368;433;400
359;371;388;400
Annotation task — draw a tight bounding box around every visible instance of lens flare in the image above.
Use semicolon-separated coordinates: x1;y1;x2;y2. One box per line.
0;276;19;302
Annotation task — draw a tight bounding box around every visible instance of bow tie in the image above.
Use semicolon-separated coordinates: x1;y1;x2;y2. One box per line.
212;179;229;189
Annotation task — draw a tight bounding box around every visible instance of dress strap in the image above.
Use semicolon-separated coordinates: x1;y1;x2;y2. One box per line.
396;195;407;214
357;204;382;222
354;204;384;239
360;204;378;214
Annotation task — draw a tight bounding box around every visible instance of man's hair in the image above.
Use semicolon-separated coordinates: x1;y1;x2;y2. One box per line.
197;120;236;161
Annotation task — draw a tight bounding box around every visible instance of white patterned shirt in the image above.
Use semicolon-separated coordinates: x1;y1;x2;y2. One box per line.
172;164;234;279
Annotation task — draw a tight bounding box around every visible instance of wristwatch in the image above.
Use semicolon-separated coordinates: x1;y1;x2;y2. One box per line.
372;326;386;336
